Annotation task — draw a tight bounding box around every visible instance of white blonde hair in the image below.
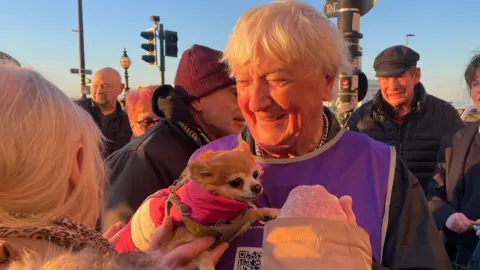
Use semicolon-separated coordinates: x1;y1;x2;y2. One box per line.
6;247;156;270
222;0;351;77
5;248;116;270
0;61;105;228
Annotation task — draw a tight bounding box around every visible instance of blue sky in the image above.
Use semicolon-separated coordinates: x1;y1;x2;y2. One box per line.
1;0;479;103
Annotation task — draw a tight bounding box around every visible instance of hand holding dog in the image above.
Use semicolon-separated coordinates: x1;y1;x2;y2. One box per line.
103;221;126;246
147;217;229;270
279;185;357;226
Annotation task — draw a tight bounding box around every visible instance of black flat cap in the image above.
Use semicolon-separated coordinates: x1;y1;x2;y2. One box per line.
374;45;420;77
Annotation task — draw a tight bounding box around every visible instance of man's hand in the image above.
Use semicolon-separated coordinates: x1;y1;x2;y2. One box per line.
472;220;480;237
147;217;229;269
446;213;473;234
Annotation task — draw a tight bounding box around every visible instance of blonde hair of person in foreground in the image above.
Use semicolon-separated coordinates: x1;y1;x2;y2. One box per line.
4;248;149;270
0;61;105;229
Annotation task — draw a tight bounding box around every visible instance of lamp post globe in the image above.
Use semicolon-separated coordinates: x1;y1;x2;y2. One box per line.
120;48;131;92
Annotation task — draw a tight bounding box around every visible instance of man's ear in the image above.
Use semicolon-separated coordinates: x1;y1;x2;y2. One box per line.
188;160;214;182
235;141;250;153
413;67;421;84
323;74;336;101
114;84;125;97
190;99;204;112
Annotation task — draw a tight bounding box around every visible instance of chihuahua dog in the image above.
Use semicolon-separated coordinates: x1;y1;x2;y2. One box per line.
162;141;279;270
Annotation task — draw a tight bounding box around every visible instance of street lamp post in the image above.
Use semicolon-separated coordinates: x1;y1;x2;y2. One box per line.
76;0;87;98
405;33;415;47
120;48;132;92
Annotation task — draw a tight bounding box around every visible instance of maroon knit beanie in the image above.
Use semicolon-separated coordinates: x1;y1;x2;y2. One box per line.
174;44;235;99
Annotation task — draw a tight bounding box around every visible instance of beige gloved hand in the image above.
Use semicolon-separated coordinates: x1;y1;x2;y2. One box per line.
278;185;357;226
263;185;371;270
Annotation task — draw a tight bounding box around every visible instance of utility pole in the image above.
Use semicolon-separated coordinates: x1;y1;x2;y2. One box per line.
77;0;87;98
324;0;377;126
158;23;166;85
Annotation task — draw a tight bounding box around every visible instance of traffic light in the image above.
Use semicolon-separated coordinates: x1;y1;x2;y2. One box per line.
140;28;157;67
164;30;178;58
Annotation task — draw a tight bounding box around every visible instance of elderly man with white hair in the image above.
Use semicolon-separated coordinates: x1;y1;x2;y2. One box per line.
188;1;451;269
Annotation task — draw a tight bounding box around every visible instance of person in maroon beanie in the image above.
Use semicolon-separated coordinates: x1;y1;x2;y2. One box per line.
103;44;244;230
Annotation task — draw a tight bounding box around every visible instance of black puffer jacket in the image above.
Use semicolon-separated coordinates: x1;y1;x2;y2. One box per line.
346;83;463;190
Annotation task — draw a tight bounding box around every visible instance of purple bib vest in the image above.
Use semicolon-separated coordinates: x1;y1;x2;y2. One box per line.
190;130;396;270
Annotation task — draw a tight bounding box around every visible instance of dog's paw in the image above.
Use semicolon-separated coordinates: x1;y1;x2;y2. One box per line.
260;208;279;221
248;208;279;222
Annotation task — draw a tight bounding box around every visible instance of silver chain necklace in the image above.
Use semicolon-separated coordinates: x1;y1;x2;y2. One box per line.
255;112;329;157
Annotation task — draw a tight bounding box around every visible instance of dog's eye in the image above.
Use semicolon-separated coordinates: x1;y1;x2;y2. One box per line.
252;171;259;179
229;178;243;188
199;171;213;177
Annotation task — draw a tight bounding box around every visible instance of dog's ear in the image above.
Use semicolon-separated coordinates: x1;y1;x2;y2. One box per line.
196;150;217;161
235;141;250;154
188;159;214;182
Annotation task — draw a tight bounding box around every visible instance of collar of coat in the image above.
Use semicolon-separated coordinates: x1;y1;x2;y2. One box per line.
91;99;124;117
371;82;428;117
444;122;479;201
0;213;114;264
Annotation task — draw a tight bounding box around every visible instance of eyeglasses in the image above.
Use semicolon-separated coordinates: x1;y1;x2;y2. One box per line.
136;118;160;129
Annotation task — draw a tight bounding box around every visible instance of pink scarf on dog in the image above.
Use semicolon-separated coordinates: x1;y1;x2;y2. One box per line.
180;180;249;225
116;180;249;252
148;180;250;228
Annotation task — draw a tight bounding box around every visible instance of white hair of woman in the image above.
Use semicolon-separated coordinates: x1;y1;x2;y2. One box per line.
222;0;351;79
0;61;105;228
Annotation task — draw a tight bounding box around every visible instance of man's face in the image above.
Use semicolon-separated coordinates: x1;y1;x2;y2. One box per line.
378;68;421;108
234;56;334;149
91;69;124;106
196;86;245;139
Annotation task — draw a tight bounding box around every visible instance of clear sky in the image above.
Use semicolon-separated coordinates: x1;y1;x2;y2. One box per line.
1;0;479;103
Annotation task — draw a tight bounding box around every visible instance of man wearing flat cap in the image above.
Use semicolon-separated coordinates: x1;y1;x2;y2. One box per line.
347;45;463;191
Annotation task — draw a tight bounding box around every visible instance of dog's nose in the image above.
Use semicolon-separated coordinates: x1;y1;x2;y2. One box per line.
251;184;262;194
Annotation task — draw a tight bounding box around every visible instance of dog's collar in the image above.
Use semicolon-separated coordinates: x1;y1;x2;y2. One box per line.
165;179;254;247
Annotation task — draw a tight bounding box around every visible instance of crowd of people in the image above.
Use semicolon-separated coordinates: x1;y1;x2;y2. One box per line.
1;1;480;269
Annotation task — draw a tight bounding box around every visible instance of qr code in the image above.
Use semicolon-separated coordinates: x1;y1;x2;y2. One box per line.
233;247;263;270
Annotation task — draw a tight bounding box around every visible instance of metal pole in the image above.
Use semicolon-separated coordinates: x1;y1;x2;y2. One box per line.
159;24;166;85
405;35;408;47
78;0;87;98
335;0;362;127
124;69;129;91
